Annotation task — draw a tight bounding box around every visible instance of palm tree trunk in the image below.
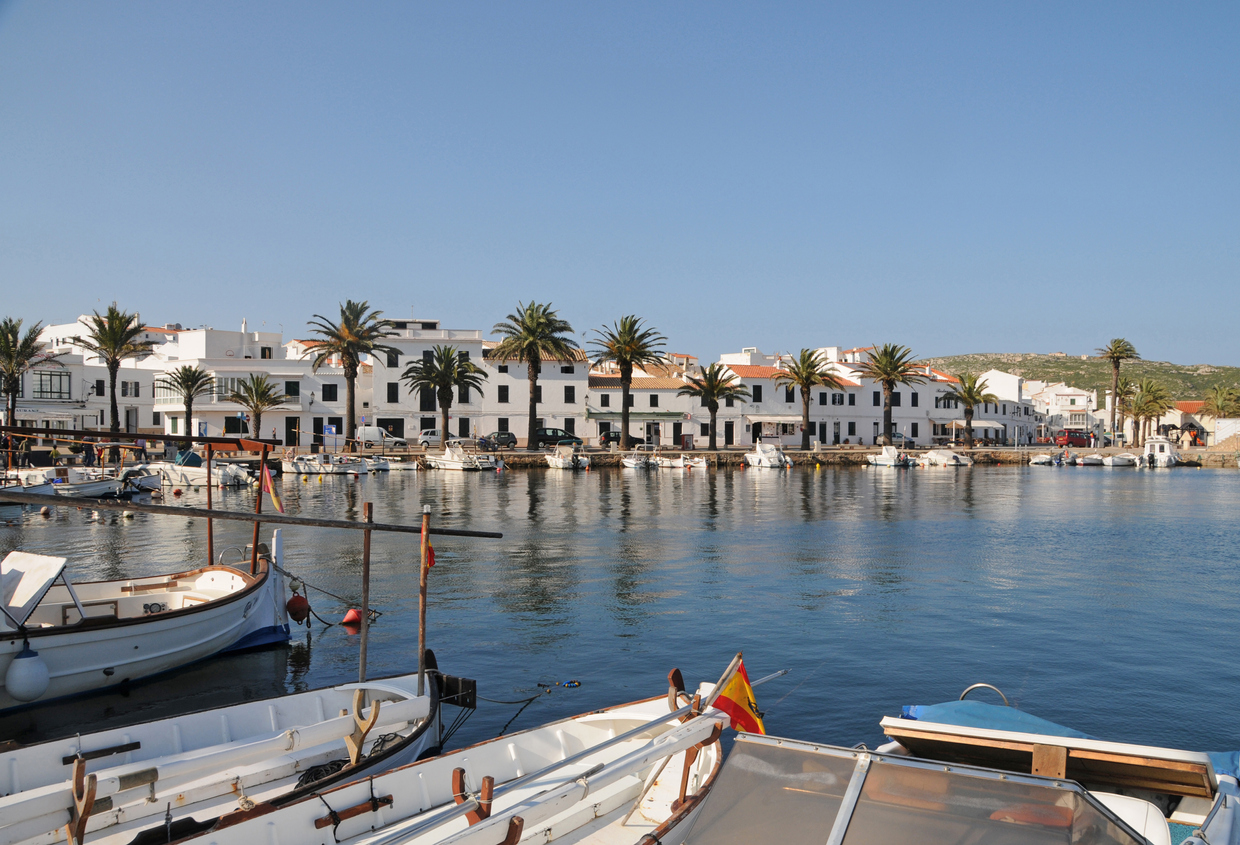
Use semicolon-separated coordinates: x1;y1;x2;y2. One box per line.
253;412;262;439
108;361;121;463
965;407;975;448
440;392;451;447
620;377;632;450
1110;362;1119;436
709;406;718;451
882;384;893;446
5;388;15;428
526;362;539;450
800;389;811;451
346;374;357;453
183;399;193;451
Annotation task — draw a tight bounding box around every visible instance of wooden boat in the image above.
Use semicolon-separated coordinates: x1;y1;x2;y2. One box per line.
0;534;290;713
545;443;590;470
1103;452;1139;467
426;441;499;471
744;440;791;468
364;457;392;472
118;675;725;845
0;666;462;845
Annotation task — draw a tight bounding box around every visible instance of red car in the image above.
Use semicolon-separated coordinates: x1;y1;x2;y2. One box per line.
1053;429;1091;448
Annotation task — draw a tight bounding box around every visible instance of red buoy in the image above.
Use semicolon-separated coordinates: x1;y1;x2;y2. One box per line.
172;488;183;497
342;608;362;624
287;593;310;623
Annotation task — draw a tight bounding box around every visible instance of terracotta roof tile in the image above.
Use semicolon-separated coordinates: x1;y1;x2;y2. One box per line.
484;347;588;363
726;365;786;379
589;375;685;389
1176;400;1205;414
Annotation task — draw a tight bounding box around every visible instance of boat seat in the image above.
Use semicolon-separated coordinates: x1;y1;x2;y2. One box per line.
1093;793;1172;845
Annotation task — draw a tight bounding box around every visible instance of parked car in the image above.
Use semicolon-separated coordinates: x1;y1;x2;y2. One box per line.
479;431;518;451
418;429;442;448
599;430;645;446
1053;429;1091;448
357;425;407;449
531;428;583;449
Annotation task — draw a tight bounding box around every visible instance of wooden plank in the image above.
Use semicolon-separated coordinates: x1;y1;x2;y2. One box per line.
120;581;178;593
1032;744;1067;779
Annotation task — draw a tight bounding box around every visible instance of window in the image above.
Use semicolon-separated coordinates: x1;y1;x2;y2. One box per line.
564;418;575;434
171;416;178;434
261;347;273;359
459;351;469;361
832;393;844;406
599;421;611;435
498;417;509;432
872;391;881;406
600;393;610;408
459;417;470;438
911;422;919;438
752;385;763;402
564;386;575;403
848;393;856;406
561;365;575;374
498;385;509;403
535;385;542;403
891;392;901;407
847;421;856;436
498;364;508;373
321;384;338;402
387;383;399;403
1002;403;1007;414
392;321;407;330
423;350;433;363
386;351;399;368
224;417;249;434
911;392;918;408
784;386;795;403
95;378;105;396
701;395;709;407
626;394;634;407
121;381;129;398
700;423;709;436
33;371;71;399
725;396;734;408
650;394;659;408
420;321;436;330
459;385;470;404
819;392;827;406
1070;398;1077;406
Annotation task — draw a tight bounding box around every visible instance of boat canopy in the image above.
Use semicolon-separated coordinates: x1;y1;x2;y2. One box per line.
1;551;68;629
679;733;1147;845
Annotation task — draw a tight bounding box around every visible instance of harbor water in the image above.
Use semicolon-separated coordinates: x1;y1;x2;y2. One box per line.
2;465;1238;755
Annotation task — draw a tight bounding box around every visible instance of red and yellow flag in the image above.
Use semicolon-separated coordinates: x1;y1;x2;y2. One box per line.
262;463;284;514
421;519;435;568
713;659;765;734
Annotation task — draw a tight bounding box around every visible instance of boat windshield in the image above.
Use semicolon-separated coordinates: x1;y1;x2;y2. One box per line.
681;735;1147;845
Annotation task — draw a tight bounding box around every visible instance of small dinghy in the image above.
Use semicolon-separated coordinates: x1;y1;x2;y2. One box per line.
1103;452;1139;467
1029;453;1054;465
0;664;468;845
0;535;290;713
545;443;590;469
867;445;910;468
918;449;973;467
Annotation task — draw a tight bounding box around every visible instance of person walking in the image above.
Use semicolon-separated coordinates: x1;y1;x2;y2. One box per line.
17;437;30;467
135;437;148;461
49;445;61;466
84;437;96;467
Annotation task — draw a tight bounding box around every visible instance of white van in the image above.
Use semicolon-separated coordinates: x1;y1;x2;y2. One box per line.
357;426;408;449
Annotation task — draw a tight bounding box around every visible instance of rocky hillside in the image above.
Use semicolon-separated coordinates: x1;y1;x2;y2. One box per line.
916;353;1240;400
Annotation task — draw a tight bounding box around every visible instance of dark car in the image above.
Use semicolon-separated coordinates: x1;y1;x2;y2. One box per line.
479;431;518;451
532;427;583;449
599;430;645;447
1053;429;1091;448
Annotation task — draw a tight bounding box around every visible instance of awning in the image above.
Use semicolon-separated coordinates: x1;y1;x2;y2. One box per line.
743;414;803;424
935;419;1011;429
15;407;83;421
585;410;687;421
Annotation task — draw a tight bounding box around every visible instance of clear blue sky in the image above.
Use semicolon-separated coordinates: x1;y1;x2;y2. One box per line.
2;2;1237;364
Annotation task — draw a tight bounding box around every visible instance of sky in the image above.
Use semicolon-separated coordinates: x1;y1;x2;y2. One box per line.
2;2;1237;364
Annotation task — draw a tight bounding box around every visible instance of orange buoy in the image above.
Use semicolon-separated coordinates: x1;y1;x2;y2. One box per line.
172;488;183;497
287;593;310;623
342;608;362;624
342;622;361;635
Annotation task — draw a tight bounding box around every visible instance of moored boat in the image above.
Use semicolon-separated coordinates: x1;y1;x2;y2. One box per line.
867;445;910;468
918;449;973;467
1103;452;1139;467
426;441;499;471
545;443;590;470
1143;435;1181;467
621;446;654;468
1079;453;1105;466
744;439;791;468
1029;453;1054;465
363;456;391;472
280;453;364;476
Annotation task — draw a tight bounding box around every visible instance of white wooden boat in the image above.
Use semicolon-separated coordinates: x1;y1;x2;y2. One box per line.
0;668;450;845
654;449;686;469
387;458;421;471
1029;453;1054;465
1103;452;1139;467
867;445;910;468
1143;435;1181;467
683;456;708;469
7;468;122;498
119;465;163;492
281;454;365;476
545;443;590;470
0;534;290;713
152;460;254;486
621;446;654;469
364;457;391;472
426;441;499;471
918;449;973;467
744;440;791;468
52;477;123;498
1079;453;1105;466
119;680;725;845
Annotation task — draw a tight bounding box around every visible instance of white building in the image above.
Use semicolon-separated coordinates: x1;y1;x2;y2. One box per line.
480;346;590;443
1025;380;1100;436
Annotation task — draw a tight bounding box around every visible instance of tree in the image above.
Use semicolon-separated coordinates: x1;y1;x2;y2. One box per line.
157;365;215;450
305;301;398;452
773;349;843;451
940;373;999;449
1201;385;1239;420
72;306;153;461
1113;376;1137;445
855;344;927;446
677;364;750;451
0;318;65;428
401;345;488;445
1131;379;1172;447
1096;339;1139;438
228;374;285;441
589;316;666;450
491;302;579;450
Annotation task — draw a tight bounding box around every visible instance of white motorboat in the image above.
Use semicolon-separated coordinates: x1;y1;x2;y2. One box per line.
0;534;290;713
1029;453;1054;465
918;449;973;467
545;443;590;469
117;675;725;845
386;457;420;471
873;689;1240;845
621;446;655;468
1103;452;1139;467
1143;435;1181;467
426;441;500;471
152;459;254;486
280;453;364;476
363;456;391;472
867;445;910;468
52;476;123;498
684;455;709;469
7;468;123;498
1079;453;1105;466
654;449;686;469
744;439;791;468
119;465;163;492
0;667;455;845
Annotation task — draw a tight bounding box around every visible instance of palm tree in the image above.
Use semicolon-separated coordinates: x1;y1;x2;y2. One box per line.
401;345;488;444
157;365;215;450
228;374;285;440
305;301;398;452
940;373;999;449
1097;338;1139;438
491;302;579;450
1131;379;1172;447
589;316;666;450
677;364;751;450
72;306;153;460
0;318;66;428
1201;385;1238;420
773;349;843;451
855;344;927;446
1114;376;1137;445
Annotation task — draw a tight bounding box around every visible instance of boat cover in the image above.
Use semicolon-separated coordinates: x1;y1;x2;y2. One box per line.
1;551;68;629
175;450;203;467
899;700;1240;779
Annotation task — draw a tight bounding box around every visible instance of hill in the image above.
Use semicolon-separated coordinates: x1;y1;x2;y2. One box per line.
916;353;1240;400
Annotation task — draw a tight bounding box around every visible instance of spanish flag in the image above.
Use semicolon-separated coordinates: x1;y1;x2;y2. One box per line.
421;518;435;568
262;463;284;514
713;659;765;734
